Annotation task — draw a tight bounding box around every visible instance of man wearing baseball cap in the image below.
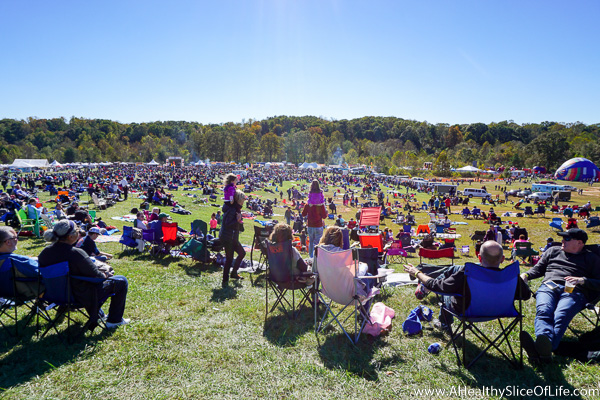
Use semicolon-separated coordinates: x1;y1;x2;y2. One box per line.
520;228;600;363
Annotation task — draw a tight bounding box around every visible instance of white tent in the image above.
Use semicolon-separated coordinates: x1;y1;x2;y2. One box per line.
50;160;63;168
11;159;48;169
455;165;481;173
147;160;159;166
299;162;319;169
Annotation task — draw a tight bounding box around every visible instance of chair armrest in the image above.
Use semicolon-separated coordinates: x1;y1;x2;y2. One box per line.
71;275;108;284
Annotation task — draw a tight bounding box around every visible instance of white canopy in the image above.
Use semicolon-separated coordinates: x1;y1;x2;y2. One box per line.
299;162;319;169
147;160;159;166
455;165;481;172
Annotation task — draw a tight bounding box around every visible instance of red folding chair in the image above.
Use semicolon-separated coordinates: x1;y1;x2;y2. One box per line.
359;207;381;230
161;222;182;255
358;233;387;263
418;247;455;265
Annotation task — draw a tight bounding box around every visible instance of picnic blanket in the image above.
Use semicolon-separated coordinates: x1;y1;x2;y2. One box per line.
112;215;136;222
96;235;122;243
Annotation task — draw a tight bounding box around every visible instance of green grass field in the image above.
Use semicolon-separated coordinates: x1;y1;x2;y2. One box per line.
1;177;600;399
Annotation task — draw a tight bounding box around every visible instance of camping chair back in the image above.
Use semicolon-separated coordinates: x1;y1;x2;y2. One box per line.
358;233;384;253
462;208;471;218
419;247;454;265
119;226;137;248
161;222;179;245
342;228;350;250
416;224;430;235
266;240;294;283
39;262;73;305
359;206;381;228
514;241;533;252
190;219;207;239
315;246;357;305
355;247;379;276
402;224;412;234
181;238;205;260
463;262;520;319
253;225;273;249
0;259;16;298
512;227;528;240
472;209;481;218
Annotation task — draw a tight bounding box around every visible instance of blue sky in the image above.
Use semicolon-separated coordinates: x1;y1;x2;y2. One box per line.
1;1;598;125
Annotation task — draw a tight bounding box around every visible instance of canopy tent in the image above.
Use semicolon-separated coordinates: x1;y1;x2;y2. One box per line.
455;166;481;173
147;160;159;166
50;160;63;167
299;162;319;169
11;159;49;169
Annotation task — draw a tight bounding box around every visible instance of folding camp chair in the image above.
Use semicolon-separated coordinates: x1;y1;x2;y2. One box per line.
314;246;379;344
549;218;564;232
402;224;413;235
265;240;313;321
161;222;182;256
470;230;485;244
38;262;113;342
398;232;415;254
513;242;539;265
471;209;482;219
440;262;523;369
461;208;471;218
358;233;387;264
0;258;39;337
418;247;455;266
415;224;430;235
385;240;408;264
534;206;546;217
251;224;274;274
119;226;138;253
359;206;381;230
524;206;534;217
180;238;208;262
587;217;600;231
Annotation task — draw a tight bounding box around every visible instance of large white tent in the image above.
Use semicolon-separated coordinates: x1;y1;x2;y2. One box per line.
11;159;49;169
455;165;481;173
299;162;319;169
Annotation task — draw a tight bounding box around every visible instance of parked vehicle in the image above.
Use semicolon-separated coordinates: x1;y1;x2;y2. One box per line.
459;188;491;198
517;189;532;197
527;192;553;201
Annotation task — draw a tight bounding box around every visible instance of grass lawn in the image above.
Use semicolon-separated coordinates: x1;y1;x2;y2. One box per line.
1;177;600;399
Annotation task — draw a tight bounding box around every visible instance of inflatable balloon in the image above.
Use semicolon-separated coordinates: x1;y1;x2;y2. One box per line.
554;158;600;181
533;166;546;174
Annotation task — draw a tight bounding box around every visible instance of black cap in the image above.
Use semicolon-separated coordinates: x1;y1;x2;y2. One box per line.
558;228;588;244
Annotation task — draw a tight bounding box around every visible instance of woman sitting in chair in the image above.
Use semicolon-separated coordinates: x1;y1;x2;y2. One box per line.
38;220;130;329
269;223;311;281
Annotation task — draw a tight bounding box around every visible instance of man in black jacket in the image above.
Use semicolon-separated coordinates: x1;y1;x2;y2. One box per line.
520;228;600;362
219;190;246;288
404;241;531;331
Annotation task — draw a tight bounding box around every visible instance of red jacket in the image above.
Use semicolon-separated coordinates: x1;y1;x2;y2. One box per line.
301;203;327;228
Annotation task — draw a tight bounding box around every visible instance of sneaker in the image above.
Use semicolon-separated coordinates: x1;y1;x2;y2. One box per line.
105;318;130;329
535;334;553;363
415;283;430;300
0;298;15;307
520;331;540;363
230;273;244;280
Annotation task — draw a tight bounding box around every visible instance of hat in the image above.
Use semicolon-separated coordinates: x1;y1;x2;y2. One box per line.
547;237;554;242
89;227;101;234
558;228;588;244
158;213;170;219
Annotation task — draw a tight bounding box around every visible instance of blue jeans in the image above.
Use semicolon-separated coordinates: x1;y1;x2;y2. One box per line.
98;275;129;323
535;284;587;350
307;226;323;258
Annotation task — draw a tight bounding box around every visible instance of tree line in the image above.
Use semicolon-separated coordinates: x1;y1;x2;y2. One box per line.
0;116;599;175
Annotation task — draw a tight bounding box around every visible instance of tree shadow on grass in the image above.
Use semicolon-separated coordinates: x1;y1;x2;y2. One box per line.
317;333;404;381
0;323;114;390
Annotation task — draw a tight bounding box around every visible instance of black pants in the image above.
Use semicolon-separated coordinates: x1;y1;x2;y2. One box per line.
223;234;246;284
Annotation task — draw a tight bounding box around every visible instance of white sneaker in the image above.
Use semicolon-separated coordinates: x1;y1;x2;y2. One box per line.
105;318;130;329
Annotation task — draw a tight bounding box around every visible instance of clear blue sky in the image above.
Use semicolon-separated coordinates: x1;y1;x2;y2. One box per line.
1;1;598;125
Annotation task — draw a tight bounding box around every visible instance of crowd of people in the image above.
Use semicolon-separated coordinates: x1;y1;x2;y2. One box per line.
1;164;598;367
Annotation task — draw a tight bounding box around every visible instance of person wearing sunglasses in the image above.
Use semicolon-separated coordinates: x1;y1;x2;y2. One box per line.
0;226;41;301
520;228;600;363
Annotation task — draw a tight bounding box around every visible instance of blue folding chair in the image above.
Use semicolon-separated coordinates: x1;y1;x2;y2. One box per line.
441;262;523;368
119;226;138;252
38;262;113;342
0;258;39;337
549;217;564;232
